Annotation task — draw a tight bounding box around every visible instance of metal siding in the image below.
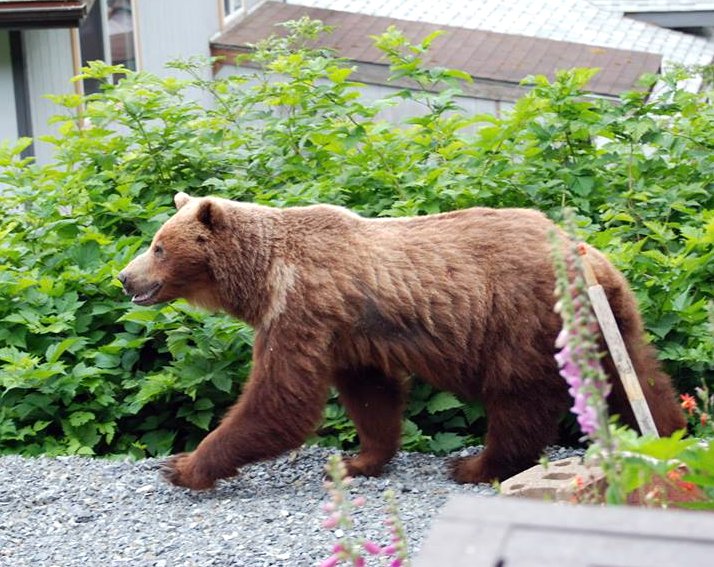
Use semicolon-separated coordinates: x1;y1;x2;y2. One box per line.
0;30;18;143
215;65;504;124
24;28;75;164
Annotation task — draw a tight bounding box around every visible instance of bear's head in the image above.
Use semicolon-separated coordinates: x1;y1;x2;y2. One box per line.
118;192;225;310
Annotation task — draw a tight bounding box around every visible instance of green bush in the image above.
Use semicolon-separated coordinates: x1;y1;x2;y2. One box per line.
0;19;712;457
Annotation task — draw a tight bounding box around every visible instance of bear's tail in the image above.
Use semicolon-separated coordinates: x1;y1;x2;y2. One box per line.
586;247;686;436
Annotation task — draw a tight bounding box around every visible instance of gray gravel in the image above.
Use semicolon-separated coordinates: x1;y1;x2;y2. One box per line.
0;445;583;566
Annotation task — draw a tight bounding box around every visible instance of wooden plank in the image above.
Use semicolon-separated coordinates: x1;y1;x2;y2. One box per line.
577;244;659;437
415;496;714;567
587;284;659;437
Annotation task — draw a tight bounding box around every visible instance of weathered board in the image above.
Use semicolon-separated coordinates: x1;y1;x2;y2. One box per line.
415;496;714;566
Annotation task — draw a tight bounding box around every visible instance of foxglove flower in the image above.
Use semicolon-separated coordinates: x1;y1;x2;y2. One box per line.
550;228;612;443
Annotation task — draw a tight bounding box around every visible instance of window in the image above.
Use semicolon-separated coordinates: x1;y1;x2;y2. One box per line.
224;0;263;20
78;0;136;93
79;0;105;94
107;0;136;70
224;0;240;16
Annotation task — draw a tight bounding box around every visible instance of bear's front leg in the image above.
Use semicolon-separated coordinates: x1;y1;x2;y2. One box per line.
161;346;331;490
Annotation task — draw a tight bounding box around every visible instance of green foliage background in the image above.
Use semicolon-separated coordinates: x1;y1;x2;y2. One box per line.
0;20;712;457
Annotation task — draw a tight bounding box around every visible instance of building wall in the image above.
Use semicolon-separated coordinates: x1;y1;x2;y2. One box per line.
134;0;222;107
358;83;512;123
0;30;19;145
135;0;220;75
24;28;76;164
215;64;514;123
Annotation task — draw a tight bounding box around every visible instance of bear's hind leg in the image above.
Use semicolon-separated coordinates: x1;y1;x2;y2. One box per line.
334;367;407;477
451;391;564;484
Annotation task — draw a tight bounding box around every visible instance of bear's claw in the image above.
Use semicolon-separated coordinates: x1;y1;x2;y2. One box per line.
343;455;386;478
160;453;217;491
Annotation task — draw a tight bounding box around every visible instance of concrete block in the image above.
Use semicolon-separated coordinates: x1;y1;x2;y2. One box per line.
500;457;604;502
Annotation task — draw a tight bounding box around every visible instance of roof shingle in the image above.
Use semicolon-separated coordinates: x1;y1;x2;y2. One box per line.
213;1;663;98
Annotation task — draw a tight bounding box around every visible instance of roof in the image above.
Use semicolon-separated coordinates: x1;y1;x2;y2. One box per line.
212;1;663;99
589;1;714;13
588;0;714;28
289;0;714;70
0;0;94;29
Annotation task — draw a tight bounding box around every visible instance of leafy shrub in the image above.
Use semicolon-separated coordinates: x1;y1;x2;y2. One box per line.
0;19;711;457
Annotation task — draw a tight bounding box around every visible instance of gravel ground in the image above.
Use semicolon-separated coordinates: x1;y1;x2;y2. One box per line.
0;445;582;566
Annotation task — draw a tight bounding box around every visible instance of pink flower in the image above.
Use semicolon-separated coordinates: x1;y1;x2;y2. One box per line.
390;560;403;567
577;406;598;436
554;323;603;437
354;558;365;567
352;496;366;507
362;540;382;555
322;513;341;529
320;554;340;567
382;544;397;556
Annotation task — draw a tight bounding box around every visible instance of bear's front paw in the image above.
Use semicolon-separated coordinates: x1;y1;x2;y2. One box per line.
160;452;217;491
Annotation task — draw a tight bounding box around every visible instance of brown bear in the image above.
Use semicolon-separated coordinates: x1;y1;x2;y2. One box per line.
118;192;686;490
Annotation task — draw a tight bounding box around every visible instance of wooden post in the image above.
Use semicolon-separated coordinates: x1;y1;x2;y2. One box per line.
576;244;660;438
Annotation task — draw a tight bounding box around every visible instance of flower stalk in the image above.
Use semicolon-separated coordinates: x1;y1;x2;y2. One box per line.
319;455;410;566
550;228;613;453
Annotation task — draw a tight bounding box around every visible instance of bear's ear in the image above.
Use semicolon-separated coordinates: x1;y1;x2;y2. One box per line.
196;199;225;231
174;192;192;210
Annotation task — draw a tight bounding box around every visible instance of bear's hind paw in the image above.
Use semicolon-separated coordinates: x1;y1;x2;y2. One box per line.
449;455;498;485
343;455;387;478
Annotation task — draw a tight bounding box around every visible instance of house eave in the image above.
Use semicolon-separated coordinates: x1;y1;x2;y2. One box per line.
0;1;95;29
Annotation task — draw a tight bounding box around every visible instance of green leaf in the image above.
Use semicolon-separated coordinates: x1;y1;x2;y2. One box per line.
118;310;161;324
45;337;84;364
420;30;444;50
68;411;95;427
426;392;463;414
140;430;176;456
571;176;595;197
194;398;214;411
443;68;473;83
429;432;467;454
211;372;233;393
463;402;486;424
186;410;213;431
327;67;353;84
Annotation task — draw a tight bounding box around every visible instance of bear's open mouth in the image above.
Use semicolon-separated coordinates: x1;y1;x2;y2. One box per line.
132;282;162;305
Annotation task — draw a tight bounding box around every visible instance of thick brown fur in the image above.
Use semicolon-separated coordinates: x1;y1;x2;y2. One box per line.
118;193;686;490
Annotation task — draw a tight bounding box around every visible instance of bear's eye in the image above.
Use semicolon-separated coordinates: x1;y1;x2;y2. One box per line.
154;245;164;257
